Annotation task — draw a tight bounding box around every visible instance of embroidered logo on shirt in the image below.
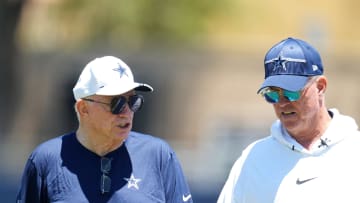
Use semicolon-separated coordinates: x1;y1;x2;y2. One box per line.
296;177;318;185
124;174;142;190
182;194;192;202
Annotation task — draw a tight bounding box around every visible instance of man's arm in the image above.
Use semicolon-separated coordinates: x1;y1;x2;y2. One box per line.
162;148;193;203
16;158;48;203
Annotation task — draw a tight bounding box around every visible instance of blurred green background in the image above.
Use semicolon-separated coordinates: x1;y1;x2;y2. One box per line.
2;0;360;202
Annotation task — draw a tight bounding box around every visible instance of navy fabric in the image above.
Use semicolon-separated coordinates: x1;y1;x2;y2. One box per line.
264;37;323;78
16;132;192;203
258;37;323;92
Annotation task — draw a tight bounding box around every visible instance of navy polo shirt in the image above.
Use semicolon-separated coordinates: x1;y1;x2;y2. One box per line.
16;131;192;203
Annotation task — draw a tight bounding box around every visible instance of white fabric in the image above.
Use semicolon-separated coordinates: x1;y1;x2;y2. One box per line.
73;56;153;100
217;109;360;203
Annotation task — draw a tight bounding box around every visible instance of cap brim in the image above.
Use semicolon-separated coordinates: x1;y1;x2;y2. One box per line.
134;83;153;92
95;82;153;96
257;75;308;93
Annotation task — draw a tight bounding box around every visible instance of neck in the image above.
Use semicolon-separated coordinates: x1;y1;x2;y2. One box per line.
291;109;332;150
76;128;124;156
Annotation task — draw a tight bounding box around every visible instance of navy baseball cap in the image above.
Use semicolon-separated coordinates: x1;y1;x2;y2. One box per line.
257;37;323;93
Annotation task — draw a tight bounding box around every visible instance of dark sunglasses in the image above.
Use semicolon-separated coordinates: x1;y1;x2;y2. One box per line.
83;94;144;114
100;157;112;194
259;87;301;103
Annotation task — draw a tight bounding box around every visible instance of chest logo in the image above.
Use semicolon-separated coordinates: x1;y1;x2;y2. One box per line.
182;194;192;202
124;174;142;190
296;177;318;185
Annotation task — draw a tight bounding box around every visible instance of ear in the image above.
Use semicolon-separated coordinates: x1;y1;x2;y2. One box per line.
75;100;89;116
316;76;327;95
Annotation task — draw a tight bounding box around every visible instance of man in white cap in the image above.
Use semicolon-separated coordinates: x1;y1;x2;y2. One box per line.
217;38;360;203
16;56;193;203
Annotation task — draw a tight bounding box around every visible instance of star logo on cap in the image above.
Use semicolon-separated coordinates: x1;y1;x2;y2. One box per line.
124;174;142;190
272;55;288;71
113;63;129;78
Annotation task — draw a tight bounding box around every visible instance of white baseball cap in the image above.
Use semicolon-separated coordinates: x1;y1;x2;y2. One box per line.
73;56;153;100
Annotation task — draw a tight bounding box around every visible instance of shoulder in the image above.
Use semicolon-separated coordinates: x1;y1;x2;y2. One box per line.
125;131;175;157
29;132;75;163
127;131;172;148
242;136;276;156
230;136;277;170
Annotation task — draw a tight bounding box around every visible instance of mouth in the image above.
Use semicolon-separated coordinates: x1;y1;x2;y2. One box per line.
117;122;131;129
282;111;296;116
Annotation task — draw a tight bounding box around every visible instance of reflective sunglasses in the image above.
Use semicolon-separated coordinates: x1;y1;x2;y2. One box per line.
83;94;144;114
259;87;301;103
100;157;112;194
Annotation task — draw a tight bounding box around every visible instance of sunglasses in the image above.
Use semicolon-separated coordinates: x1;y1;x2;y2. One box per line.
83;94;144;114
100;157;112;194
259;87;301;103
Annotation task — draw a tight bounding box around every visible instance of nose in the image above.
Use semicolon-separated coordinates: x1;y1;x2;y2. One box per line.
121;102;132;114
276;95;291;106
112;103;131;115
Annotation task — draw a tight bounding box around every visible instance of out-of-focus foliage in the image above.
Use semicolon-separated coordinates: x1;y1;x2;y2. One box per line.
53;0;231;47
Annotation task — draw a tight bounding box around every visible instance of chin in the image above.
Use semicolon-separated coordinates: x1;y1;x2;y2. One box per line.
282;120;301;131
112;131;129;140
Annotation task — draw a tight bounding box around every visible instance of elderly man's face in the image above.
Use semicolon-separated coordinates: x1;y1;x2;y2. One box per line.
84;90;136;142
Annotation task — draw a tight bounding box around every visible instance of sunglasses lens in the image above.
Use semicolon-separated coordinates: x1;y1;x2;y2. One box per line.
264;91;279;103
129;95;144;112
283;90;301;102
110;97;127;114
110;95;144;114
262;88;301;103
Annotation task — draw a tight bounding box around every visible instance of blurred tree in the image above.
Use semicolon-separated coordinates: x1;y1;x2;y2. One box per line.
53;0;230;48
0;0;26;137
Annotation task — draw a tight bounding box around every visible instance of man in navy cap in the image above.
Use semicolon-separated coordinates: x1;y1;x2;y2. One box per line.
217;38;360;203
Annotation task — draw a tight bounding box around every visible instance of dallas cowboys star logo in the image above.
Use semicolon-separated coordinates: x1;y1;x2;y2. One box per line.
113;63;129;78
272;55;288;71
124;174;142;190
